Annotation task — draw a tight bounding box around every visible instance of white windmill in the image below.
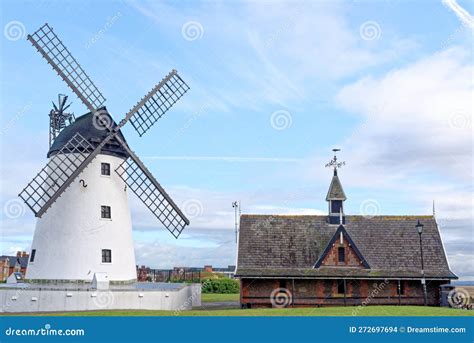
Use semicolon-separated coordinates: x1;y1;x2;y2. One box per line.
19;23;190;284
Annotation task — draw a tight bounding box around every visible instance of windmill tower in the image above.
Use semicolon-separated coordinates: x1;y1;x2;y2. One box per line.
19;23;190;283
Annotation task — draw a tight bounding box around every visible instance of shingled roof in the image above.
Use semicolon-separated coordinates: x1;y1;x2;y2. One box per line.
235;215;456;279
326;172;346;200
0;255;28;269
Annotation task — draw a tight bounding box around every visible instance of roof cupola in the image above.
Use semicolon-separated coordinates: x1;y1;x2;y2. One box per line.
325;149;346;224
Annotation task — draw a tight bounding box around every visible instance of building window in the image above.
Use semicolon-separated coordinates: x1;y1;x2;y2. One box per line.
337;281;345;294
331;200;342;214
338;247;345;263
30;249;36;262
397;281;405;295
101;205;111;219
102;249;112;263
101;162;111;176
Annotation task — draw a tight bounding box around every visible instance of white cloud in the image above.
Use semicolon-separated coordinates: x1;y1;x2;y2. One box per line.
127;1;418;111
335;47;473;182
330;46;473;280
142;155;303;163
134;231;237;269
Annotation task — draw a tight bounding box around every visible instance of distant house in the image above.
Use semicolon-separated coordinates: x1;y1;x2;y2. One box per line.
0;251;29;281
203;265;236;278
235;165;457;307
136;265;236;282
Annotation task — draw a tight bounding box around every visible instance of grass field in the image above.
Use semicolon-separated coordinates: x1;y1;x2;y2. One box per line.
201;293;239;302
8;306;472;317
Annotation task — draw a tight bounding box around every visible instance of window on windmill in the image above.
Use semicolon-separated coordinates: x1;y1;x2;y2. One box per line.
101;162;111;176
101;205;111;219
102;249;112;263
338;247;345;263
30;249;36;262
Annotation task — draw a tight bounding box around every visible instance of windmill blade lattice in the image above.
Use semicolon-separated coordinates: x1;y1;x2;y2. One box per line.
115;157;189;238
19;133;94;216
27;23;106;113
127;70;190;137
21;23;191;236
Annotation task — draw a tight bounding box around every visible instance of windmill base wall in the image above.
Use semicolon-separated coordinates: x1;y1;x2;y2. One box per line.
0;283;201;313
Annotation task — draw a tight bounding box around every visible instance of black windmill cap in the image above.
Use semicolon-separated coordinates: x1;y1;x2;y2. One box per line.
47;107;129;159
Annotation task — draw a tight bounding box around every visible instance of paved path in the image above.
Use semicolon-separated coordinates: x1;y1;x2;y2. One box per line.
195;301;240;310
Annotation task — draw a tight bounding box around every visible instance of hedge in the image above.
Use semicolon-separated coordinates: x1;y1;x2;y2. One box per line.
201;278;240;294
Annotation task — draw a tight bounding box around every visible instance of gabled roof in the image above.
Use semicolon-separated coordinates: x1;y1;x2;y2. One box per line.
313;224;370;268
0;256;14;263
0;255;28;268
326;172;346;201
17;256;29;268
236;215;457;279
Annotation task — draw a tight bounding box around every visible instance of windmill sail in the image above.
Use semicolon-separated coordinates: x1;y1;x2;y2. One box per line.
115;155;189;238
19;133;94;216
21;23;191;237
126;69;190;137
27;23;106;113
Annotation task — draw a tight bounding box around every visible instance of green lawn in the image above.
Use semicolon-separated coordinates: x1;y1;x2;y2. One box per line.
7;306;472;317
201;293;239;302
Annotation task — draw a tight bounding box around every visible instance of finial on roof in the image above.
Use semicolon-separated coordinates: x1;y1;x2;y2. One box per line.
433;200;436;217
325;148;345;175
325;148;347;202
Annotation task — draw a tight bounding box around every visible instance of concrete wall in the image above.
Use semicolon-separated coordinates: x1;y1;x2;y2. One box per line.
190;283;202;307
0;284;200;313
26;154;136;283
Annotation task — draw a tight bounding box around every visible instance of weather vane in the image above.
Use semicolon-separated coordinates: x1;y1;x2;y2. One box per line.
325;148;345;171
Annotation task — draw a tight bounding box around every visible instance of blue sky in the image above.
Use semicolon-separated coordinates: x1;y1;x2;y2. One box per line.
1;1;472;278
